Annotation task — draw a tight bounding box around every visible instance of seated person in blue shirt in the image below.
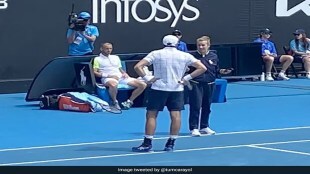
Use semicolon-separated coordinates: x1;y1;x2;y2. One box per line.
67;12;99;56
290;29;310;79
254;28;293;81
172;29;188;52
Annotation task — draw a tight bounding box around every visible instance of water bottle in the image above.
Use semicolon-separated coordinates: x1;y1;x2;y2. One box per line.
260;72;265;81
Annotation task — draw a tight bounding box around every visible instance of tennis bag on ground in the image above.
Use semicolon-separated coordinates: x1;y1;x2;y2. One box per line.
58;92;109;112
58;94;91;112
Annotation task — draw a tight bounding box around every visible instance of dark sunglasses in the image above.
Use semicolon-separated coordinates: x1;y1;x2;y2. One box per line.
173;33;181;36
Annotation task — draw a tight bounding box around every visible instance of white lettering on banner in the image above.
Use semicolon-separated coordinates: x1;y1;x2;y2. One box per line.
92;0;200;27
276;0;310;17
0;0;8;9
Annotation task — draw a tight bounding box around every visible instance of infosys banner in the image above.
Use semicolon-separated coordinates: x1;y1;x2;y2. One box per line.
92;0;200;27
0;0;310;80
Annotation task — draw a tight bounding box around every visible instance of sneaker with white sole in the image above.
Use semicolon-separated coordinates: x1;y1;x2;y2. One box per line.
190;129;201;136
278;73;290;80
200;127;216;135
265;75;274;81
306;73;310;79
111;101;121;110
132;143;153;152
132;137;153;152
121;100;133;110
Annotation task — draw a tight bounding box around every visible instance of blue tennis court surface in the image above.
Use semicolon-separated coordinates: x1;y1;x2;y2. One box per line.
1;78;310;166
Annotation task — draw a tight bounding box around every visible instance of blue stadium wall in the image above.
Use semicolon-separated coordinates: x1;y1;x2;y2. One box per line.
0;0;309;92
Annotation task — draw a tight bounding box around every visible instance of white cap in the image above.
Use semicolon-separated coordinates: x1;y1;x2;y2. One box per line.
162;35;179;47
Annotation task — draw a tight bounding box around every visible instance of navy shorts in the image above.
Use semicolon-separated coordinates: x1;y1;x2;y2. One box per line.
146;89;184;111
293;55;304;63
274;55;281;64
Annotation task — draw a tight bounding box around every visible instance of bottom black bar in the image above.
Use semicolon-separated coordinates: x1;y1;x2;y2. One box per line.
0;166;310;174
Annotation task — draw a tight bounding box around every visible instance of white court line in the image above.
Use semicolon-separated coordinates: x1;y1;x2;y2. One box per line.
1;126;310;152
1;139;310;166
248;145;310;156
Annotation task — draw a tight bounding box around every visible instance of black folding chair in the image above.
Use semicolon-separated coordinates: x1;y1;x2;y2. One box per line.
283;46;304;78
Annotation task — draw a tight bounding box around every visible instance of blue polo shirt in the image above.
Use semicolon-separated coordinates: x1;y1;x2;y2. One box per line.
254;38;277;55
177;41;188;52
290;39;310;52
67;25;99;56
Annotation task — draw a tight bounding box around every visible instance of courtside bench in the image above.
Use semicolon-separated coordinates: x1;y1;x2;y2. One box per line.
96;78;227;107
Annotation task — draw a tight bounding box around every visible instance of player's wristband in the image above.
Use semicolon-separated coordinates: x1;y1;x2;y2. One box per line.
183;74;193;81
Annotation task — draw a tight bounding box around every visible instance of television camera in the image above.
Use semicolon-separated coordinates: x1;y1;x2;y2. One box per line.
68;4;88;31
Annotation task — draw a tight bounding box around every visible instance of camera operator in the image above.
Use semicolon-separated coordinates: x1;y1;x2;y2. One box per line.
66;12;99;56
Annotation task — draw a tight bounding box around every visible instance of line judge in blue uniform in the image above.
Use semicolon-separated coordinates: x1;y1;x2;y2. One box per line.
172;29;188;52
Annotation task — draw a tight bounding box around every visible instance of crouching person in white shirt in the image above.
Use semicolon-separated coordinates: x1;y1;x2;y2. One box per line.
93;43;147;110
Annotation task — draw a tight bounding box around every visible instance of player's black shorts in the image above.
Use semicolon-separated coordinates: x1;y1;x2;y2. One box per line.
146;89;184;111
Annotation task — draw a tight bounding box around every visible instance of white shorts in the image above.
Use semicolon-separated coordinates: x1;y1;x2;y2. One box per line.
101;77;136;85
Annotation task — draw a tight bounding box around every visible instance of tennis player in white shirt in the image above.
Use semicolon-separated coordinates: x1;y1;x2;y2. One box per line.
132;35;207;152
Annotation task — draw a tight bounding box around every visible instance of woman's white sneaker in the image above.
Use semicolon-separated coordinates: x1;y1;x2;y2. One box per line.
200;127;216;135
278;73;290;80
190;129;201;137
265;75;274;81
